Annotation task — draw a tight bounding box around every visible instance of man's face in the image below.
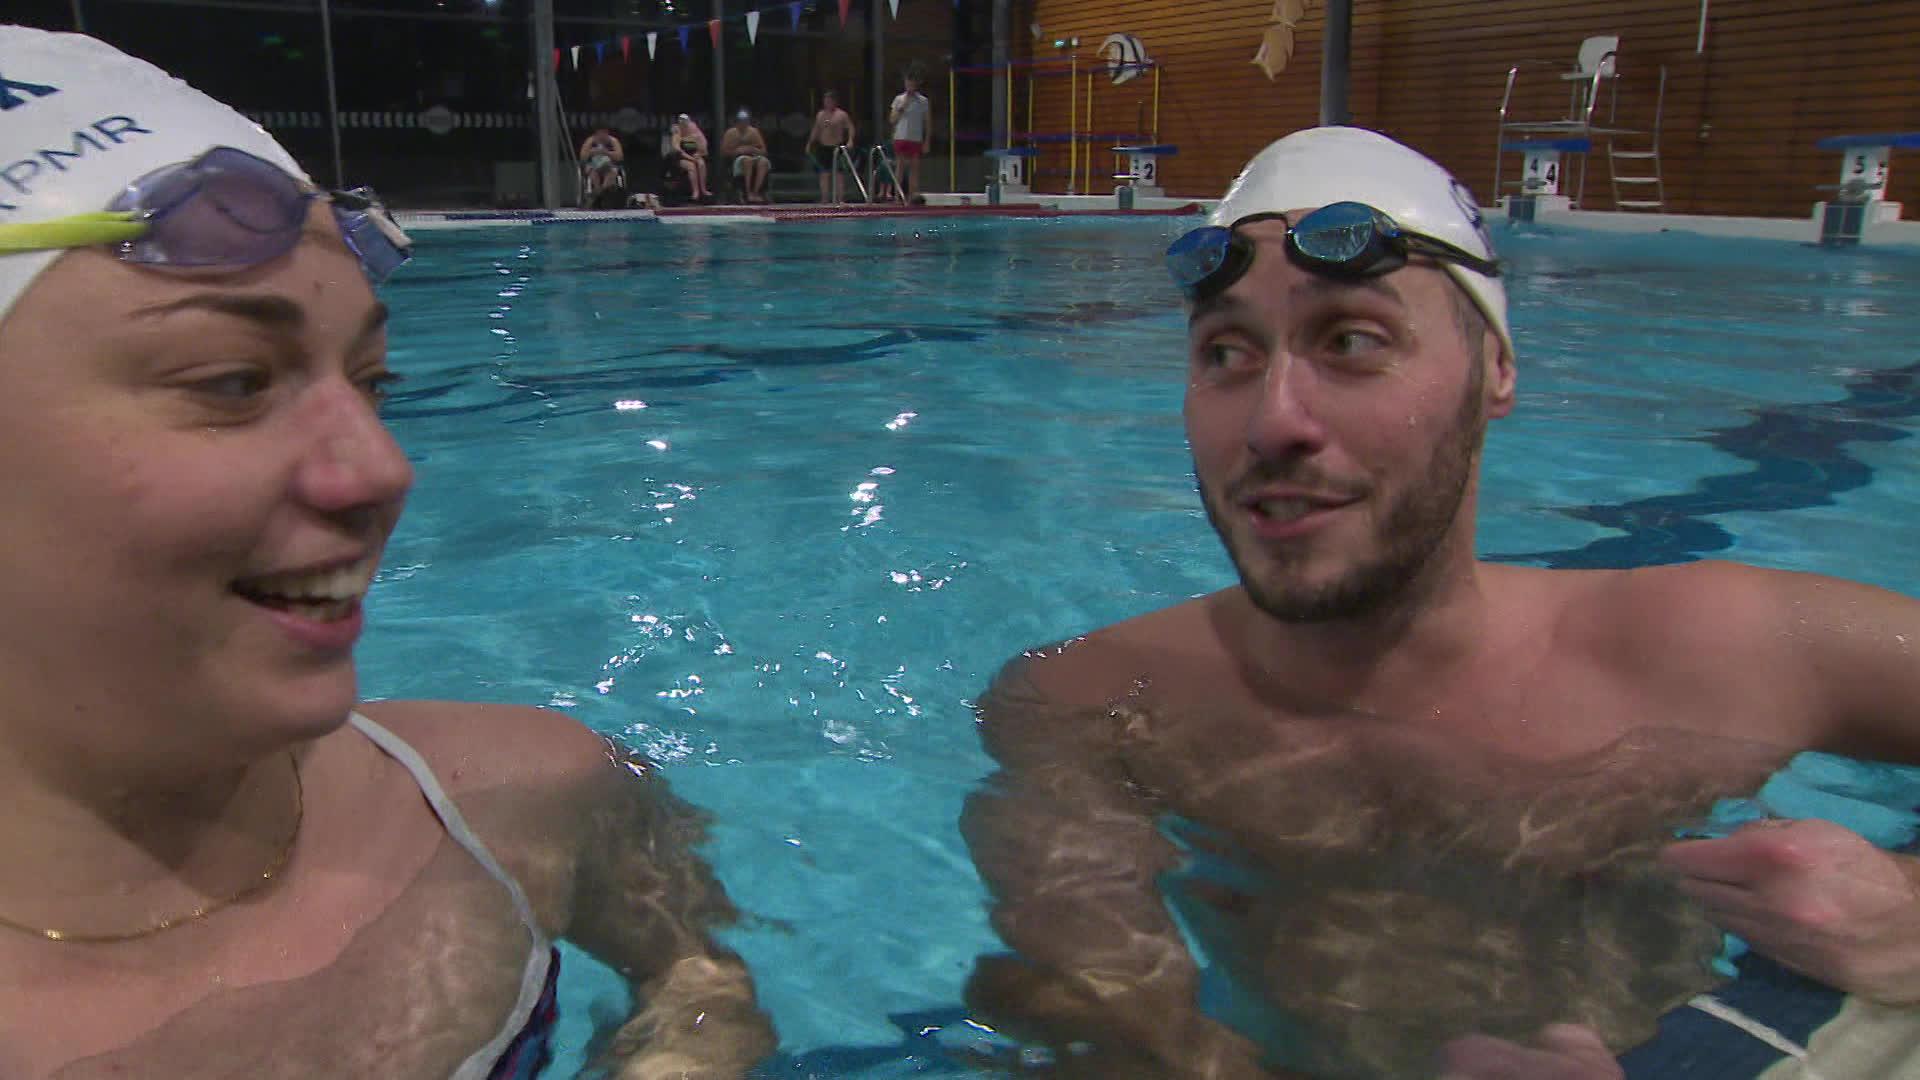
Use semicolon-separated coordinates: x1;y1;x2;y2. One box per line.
1182;214;1509;623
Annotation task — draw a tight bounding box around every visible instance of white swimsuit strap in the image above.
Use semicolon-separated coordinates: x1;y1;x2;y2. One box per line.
348;711;554;1080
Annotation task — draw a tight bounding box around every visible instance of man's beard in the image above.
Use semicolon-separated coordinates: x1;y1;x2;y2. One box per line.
1199;369;1486;624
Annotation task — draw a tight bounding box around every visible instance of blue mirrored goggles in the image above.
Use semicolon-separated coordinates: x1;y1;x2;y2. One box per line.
99;146;411;283
1166;201;1500;303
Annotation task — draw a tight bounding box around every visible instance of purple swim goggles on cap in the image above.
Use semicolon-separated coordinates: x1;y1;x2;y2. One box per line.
106;146;411;283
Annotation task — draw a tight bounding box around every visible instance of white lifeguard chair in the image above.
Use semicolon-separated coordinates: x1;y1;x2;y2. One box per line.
1496;34;1666;215
1561;35;1618;125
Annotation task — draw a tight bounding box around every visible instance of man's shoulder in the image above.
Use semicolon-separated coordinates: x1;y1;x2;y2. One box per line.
355;699;611;796
1511;558;1884;687
1536;559;1841;627
986;593;1222;711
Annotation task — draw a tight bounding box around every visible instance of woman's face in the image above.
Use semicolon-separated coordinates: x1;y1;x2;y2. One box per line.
0;202;413;762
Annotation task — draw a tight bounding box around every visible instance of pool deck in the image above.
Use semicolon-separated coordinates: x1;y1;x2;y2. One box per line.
393;196;1920;249
1498;203;1920;248
394;196;1206;231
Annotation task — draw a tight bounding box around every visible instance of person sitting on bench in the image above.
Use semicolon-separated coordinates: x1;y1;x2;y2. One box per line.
721;110;772;204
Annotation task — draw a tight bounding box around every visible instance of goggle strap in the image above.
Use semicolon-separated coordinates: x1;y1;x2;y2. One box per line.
1399;232;1502;277
0;211;146;254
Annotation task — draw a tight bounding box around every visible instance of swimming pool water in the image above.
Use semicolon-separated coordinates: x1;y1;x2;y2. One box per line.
358;216;1920;1076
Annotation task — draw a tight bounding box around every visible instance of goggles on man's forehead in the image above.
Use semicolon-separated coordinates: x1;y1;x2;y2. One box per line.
1166;200;1501;303
0;146;411;284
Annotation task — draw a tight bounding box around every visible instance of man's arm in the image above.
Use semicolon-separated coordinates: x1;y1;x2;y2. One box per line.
1785;568;1920;761
960;656;1271;1079
1655;563;1920;1004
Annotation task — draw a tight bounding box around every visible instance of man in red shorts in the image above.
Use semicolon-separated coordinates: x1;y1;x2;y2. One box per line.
888;63;932;204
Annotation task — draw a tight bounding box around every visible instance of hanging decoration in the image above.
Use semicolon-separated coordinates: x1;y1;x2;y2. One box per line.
1253;0;1308;81
1099;32;1150;85
559;0;908;70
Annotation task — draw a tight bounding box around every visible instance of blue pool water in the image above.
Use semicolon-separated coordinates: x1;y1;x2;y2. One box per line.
358;216;1920;1076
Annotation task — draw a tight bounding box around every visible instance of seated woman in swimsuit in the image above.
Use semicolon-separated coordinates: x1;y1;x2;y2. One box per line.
664;113;712;201
0;28;773;1080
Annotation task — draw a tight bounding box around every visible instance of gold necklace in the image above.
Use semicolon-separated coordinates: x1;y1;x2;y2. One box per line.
0;752;303;944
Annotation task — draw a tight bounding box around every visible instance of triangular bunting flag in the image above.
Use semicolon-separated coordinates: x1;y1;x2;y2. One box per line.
888;0;898;16
677;25;690;52
746;10;760;43
708;18;720;47
789;1;803;30
552;48;561;71
647;32;658;59
594;42;605;63
837;0;849;27
570;45;581;68
621;36;631;61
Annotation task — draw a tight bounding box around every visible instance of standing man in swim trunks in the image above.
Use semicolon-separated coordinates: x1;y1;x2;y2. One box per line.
0;27;772;1079
721;109;772;204
960;127;1920;1078
888;64;932;204
805;90;855;205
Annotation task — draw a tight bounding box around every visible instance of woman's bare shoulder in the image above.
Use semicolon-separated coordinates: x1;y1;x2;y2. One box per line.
353;700;612;799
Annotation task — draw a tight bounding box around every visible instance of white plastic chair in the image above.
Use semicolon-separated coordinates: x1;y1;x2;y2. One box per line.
1557;35;1619;126
1562;35;1619;82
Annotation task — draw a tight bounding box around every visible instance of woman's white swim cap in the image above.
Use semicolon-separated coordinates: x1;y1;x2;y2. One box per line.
0;26;305;330
1212;126;1511;359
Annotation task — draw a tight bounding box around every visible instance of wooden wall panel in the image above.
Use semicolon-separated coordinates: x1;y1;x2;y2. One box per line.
1016;0;1920;219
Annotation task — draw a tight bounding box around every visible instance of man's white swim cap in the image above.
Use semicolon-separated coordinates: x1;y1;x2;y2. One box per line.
0;26;305;330
1212;126;1511;359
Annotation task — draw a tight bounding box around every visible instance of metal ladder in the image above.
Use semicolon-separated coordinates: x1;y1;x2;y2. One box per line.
1607;64;1667;211
826;145;908;205
861;146;906;204
1608;140;1666;211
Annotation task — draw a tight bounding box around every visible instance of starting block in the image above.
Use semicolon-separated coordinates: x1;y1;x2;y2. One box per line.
984;147;1038;199
1813;132;1919;245
1111;144;1177;199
